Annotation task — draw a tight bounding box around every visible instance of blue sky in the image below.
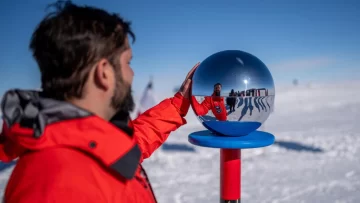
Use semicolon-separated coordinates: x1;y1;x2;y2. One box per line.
0;0;359;99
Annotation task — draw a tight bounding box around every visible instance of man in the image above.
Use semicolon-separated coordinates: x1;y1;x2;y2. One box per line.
226;89;236;112
191;83;227;121
0;1;199;202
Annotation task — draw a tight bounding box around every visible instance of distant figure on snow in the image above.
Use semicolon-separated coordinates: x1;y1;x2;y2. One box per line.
226;89;237;112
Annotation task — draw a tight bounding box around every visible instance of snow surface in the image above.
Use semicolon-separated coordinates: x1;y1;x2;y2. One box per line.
1;81;360;202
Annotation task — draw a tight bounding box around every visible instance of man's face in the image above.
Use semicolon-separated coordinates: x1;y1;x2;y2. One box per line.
110;41;135;113
119;42;134;86
214;85;221;96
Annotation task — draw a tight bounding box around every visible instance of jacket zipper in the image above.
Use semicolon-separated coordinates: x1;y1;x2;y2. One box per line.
139;165;158;203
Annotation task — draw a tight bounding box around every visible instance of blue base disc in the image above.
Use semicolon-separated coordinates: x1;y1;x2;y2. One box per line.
188;130;275;149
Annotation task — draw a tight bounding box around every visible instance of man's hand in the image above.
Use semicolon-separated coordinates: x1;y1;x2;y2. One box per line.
179;62;200;99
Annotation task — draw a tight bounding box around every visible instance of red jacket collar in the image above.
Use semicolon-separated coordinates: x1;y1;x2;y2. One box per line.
0;89;141;180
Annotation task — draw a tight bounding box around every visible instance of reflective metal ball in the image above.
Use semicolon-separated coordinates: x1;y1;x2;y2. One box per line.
190;50;275;136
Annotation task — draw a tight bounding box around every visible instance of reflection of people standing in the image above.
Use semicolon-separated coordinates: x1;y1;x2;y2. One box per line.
226;89;236;112
191;83;227;121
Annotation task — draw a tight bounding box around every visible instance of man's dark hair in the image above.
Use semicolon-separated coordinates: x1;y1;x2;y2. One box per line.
214;83;222;87
30;0;135;100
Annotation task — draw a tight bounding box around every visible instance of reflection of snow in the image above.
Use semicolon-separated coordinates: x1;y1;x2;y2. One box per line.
194;96;275;124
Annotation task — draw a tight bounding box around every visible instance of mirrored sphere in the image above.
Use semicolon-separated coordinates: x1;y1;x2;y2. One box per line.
190;50;275;136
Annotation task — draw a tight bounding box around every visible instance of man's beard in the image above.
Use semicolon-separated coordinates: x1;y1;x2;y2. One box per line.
112;86;135;113
214;91;221;96
111;74;135;113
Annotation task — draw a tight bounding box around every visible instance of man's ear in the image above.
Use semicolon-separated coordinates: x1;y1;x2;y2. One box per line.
94;59;112;91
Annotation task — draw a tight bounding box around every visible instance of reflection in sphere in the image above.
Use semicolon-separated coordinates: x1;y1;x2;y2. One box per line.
190;50;275;136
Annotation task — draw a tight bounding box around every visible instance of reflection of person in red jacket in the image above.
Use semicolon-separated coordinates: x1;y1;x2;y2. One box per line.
191;83;227;121
0;2;199;203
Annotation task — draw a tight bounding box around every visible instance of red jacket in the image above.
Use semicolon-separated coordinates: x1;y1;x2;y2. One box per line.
0;90;190;203
191;95;227;121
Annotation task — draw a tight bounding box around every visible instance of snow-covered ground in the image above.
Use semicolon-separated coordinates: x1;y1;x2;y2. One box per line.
1;81;360;202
